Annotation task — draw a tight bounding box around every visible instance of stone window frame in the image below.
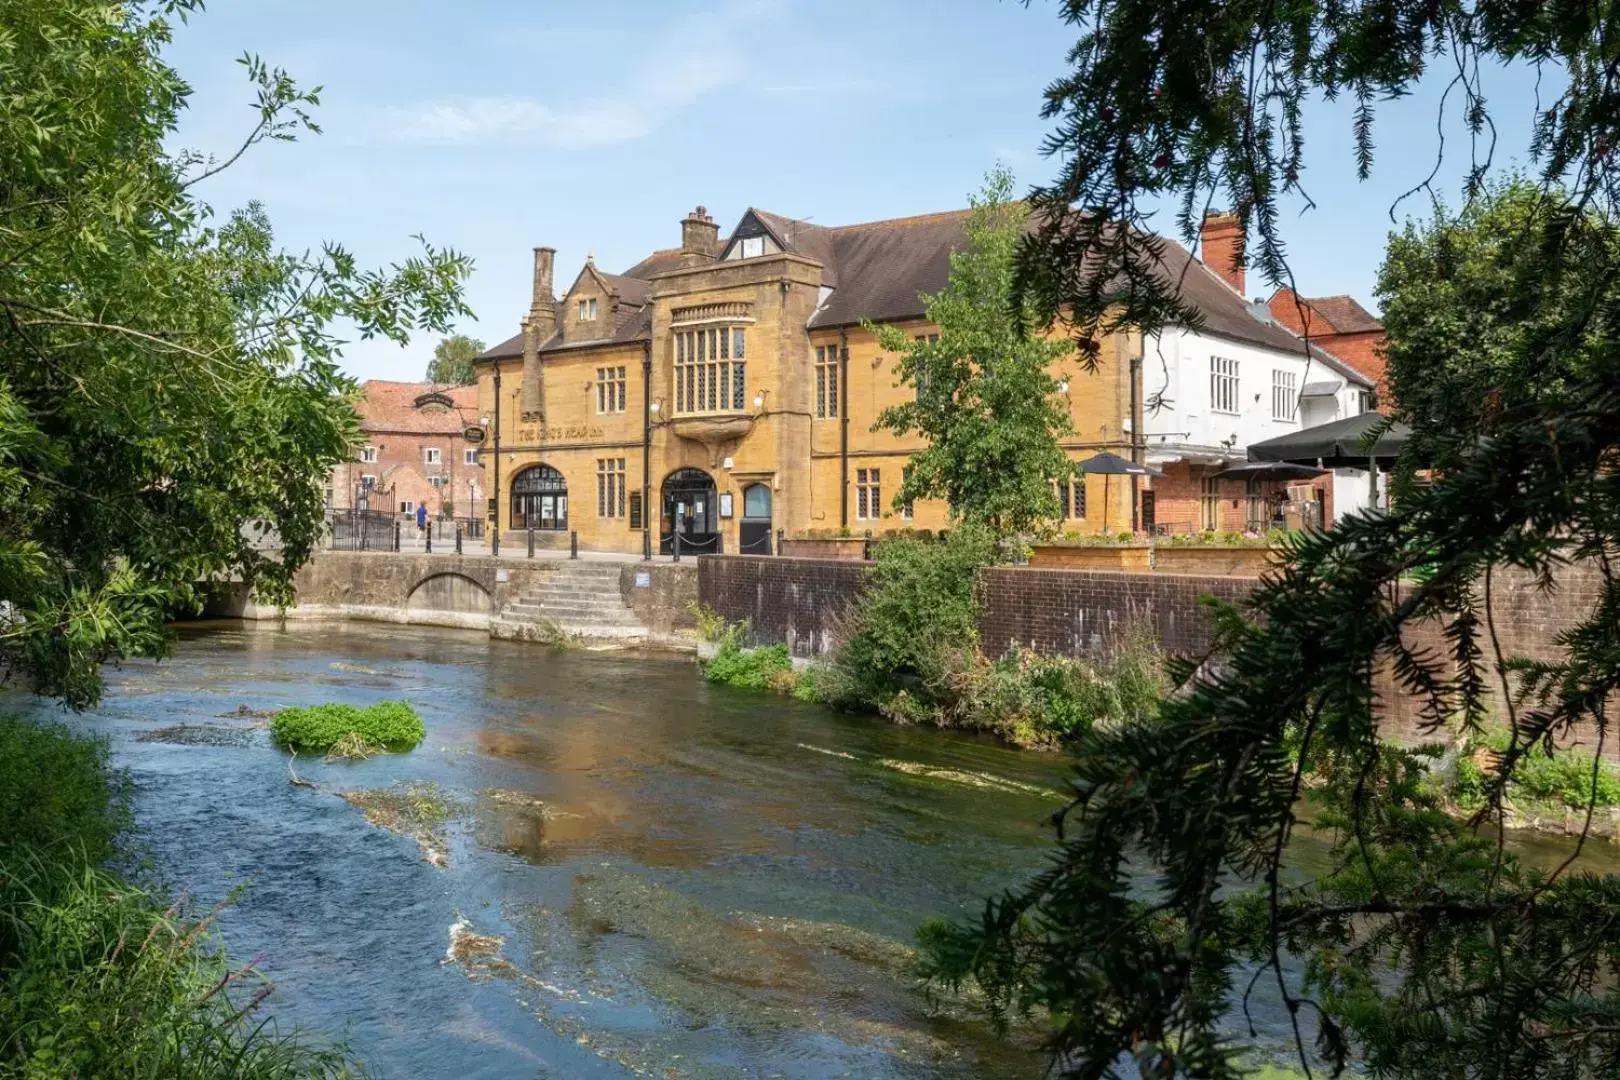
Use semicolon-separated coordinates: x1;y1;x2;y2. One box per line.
814;345;839;419
856;467;882;521
423;447;441;465
577;297;598;321
596;365;628;414
673;326;747;415
360;445;378;463
463;448;479;465
596;457;627;519
912;333;939;402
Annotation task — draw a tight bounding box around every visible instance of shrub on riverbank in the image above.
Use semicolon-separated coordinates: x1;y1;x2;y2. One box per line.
704;640;796;692
1450;729;1620;811
0;715;357;1077
271;700;425;755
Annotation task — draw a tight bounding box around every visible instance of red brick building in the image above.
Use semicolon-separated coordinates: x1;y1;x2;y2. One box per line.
1266;289;1388;410
328;381;483;520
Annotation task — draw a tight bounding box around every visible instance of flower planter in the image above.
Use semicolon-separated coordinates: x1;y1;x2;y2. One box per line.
1027;544;1153;572
781;537;868;561
1153;545;1279;577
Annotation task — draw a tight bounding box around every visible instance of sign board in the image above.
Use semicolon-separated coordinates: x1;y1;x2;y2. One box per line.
634;571;650;589
719;492;734;519
464;426;486;444
495;569;510;583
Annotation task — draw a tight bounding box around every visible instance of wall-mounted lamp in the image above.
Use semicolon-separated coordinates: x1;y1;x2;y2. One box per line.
649;401;661;414
1057;378;1070;394
753;389;770;410
479;416;490;428
722;456;735;471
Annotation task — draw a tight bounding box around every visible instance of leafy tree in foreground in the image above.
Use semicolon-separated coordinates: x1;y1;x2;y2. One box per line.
0;0;471;707
870;166;1075;541
922;4;1620;1078
425;333;484;385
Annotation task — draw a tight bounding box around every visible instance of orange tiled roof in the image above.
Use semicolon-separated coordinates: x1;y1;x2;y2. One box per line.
355;380;478;435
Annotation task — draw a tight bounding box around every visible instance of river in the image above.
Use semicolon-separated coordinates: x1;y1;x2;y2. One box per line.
9;622;1616;1079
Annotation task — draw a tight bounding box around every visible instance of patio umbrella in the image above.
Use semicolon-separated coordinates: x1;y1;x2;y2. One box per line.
1077;452;1161;532
1210;461;1326;483
1246;411;1411;469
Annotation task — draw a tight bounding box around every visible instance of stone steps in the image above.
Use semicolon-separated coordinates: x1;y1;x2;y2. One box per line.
496;564;647;641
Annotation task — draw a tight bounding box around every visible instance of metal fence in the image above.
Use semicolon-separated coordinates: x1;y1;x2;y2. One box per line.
325;509;397;551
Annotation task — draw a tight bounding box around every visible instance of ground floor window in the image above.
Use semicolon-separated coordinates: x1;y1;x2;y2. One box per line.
900;466;914;520
856;467;881;521
597;458;626;519
1058;477;1087;520
511;464;567;530
1199;475;1221;531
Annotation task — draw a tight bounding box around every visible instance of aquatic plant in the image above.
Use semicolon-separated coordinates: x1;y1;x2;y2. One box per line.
686;602;731;643
340;781;463;868
703;642;794;691
271;701;425;754
0;715;358;1076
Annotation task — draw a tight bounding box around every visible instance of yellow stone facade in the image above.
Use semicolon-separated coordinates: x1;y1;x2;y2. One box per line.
474;207;1144;555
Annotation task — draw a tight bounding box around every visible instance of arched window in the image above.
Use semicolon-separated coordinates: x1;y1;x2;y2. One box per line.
510;465;567;530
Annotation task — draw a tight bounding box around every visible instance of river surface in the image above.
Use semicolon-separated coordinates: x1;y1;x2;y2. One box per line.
9;623;1618;1079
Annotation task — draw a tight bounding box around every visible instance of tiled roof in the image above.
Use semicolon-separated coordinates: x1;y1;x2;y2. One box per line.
355;380;478;435
475;206;1373;389
1303;294;1384;334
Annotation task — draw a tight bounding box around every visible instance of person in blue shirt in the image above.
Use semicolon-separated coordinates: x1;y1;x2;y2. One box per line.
415;503;427;535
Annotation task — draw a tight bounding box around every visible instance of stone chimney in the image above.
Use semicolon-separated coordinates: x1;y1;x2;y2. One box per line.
1200;211;1245;294
521;246;556;419
680;206;721;258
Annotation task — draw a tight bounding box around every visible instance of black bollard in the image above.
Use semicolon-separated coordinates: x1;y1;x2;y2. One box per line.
775;528;784;556
455;523;463;555
570;529;578;559
642;528;651;561
392;521;400;552
863;530;872;560
425;527;432;554
672;529;681;563
527;525;535;558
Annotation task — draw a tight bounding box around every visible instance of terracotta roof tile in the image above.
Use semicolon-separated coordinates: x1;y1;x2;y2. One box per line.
1301;294;1384;334
355;380;478;435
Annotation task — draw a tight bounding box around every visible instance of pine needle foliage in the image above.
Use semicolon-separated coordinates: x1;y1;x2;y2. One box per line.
925;4;1620;1078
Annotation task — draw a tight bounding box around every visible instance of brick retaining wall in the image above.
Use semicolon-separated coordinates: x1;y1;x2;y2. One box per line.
698;555;867;658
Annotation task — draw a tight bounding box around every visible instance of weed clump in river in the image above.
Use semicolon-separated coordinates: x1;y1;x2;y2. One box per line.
271;700;424;754
0;714;358;1076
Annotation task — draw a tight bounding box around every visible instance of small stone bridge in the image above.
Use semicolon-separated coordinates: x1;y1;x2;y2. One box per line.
208;551;697;644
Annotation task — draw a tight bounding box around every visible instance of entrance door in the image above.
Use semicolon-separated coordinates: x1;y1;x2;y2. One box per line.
661;468;719;554
739;483;772;554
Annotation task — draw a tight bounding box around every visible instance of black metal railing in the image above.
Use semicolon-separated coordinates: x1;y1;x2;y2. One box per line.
325;509;397;551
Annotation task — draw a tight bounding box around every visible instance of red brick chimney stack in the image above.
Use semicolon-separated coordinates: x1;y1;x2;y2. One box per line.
1200;210;1245;295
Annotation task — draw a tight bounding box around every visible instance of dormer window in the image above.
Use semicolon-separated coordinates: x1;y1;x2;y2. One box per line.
577;298;597;321
738;236;764;259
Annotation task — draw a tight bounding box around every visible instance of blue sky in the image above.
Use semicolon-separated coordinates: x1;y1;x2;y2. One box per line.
163;0;1551;382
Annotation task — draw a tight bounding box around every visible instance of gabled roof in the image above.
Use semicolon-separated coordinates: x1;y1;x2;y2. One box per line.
355;380;477;435
1269;289;1385;335
476;206;1374;388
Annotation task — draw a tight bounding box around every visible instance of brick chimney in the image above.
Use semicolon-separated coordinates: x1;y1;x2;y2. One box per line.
1200;210;1245;294
680;206;720;258
521;246;556;419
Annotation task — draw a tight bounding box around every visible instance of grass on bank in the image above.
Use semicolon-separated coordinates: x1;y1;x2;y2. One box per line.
271;700;425;756
0;714;358;1078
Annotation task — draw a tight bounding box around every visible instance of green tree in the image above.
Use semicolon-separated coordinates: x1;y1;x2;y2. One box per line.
922;4;1620;1079
425;333;484;385
870;167;1075;540
0;0;471;707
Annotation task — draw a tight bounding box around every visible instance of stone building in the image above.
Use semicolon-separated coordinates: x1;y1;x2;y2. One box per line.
329;380;482;521
473;205;1372;554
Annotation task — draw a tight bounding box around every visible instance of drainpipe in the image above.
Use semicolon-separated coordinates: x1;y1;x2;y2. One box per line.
492;365;502;556
839;328;850;532
642;339;653;558
1128;342;1141;532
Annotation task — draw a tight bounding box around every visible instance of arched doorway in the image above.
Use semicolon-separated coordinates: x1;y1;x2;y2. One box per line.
510;465;567;531
661;468;718;553
739;483;772;554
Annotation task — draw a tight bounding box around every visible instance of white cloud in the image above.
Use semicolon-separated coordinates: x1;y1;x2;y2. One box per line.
386;0;780;148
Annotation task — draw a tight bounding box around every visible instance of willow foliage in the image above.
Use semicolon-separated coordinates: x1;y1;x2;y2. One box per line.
923;3;1620;1078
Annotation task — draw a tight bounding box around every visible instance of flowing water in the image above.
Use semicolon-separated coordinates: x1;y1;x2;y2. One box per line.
8;623;1618;1079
